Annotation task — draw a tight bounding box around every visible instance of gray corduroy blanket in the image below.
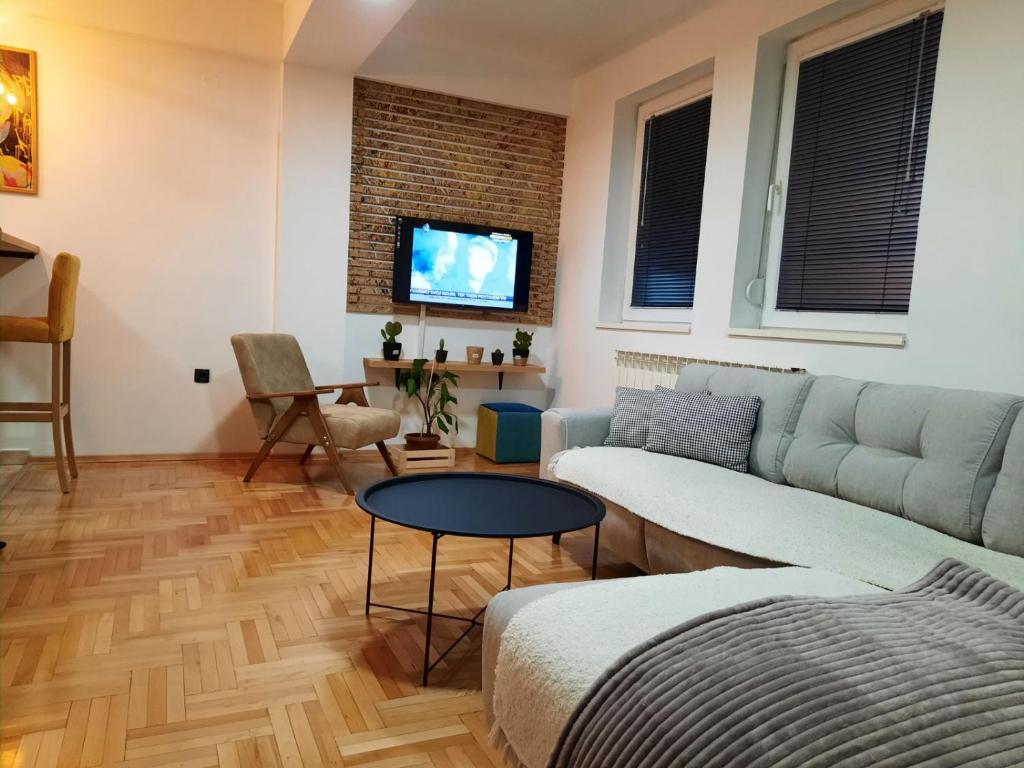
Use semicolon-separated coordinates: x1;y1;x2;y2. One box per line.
550;559;1024;768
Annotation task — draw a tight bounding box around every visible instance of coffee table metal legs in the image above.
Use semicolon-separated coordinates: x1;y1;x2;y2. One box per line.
364;521;600;686
505;538;514;590
364;515;376;615
422;533;439;687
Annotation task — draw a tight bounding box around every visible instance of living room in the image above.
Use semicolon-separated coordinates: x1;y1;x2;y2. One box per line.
1;0;1022;765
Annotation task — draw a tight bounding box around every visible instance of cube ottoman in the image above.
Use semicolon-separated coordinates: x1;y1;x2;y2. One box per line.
476;403;542;463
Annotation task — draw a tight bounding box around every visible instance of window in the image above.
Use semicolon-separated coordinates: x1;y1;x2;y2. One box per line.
624;78;712;323
762;3;943;332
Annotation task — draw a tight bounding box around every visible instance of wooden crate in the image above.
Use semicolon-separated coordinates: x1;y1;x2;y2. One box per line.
389;446;456;473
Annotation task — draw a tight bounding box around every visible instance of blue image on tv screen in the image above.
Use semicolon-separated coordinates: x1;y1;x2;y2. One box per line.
409;224;518;309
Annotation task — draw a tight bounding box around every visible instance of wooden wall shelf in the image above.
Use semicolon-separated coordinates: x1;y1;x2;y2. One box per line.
0;230;39;259
364;357;545;390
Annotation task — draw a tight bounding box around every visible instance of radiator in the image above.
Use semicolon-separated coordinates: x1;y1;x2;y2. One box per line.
614;351;804;390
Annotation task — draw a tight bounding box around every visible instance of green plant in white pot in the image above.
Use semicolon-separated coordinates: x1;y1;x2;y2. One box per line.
512;328;533;366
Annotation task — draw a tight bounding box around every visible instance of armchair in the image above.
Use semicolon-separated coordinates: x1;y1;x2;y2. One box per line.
231;333;400;493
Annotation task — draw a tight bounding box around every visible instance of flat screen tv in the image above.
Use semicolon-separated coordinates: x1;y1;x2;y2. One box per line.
392;217;533;312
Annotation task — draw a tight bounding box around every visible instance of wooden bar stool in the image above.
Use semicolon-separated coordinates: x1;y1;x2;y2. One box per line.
0;252;81;492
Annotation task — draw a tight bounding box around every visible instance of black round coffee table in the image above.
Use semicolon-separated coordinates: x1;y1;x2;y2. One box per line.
357;472;605;685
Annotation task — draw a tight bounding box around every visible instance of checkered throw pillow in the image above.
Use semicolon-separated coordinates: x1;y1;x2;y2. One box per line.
605;387;656;449
644;386;762;472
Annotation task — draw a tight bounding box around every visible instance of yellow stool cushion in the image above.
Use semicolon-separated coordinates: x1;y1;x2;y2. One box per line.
0;253;80;344
0;315;51;343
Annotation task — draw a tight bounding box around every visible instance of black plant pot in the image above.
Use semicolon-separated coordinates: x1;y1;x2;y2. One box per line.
382;341;402;361
405;432;442;451
491;351;505;366
435;349;448;363
512;348;529;367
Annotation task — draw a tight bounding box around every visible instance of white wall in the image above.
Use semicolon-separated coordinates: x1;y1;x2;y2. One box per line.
0;11;281;455
0;7;556;457
275;63;352;386
552;0;1024;409
13;0;1016;457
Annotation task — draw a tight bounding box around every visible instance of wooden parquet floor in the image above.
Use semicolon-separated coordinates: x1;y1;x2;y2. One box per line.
0;453;638;767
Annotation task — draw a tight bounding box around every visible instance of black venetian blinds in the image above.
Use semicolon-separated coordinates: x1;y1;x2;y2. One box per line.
631;96;712;308
777;11;943;313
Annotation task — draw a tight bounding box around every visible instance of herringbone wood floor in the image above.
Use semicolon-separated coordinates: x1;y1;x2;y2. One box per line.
0;452;638;767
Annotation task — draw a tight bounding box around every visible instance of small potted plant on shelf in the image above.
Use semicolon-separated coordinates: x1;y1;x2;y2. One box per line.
380;321;403;361
491;348;505;366
512;328;533;366
399;359;459;451
435;338;448;363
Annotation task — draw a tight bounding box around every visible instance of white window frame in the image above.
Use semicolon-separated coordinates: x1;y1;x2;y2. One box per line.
760;0;943;334
622;76;713;324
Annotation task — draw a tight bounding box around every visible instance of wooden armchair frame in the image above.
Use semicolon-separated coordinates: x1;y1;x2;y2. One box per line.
243;381;397;494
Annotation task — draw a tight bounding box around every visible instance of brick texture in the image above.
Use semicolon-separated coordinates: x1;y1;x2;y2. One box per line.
347;78;566;326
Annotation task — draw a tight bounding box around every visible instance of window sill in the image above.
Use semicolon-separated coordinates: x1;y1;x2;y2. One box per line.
727;327;906;348
596;321;692;335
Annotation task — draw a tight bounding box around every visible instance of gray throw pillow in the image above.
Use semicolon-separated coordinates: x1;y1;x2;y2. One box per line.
605;386;656;449
644;386;762;472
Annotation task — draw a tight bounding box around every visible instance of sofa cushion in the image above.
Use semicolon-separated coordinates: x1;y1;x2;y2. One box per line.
550;446;1024;591
983;413;1024;556
487;567;881;768
645;387;761;472
675;364;814;484
604;387;655;449
783;376;1023;543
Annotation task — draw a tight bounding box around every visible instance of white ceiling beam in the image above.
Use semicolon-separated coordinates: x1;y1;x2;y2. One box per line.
284;0;418;71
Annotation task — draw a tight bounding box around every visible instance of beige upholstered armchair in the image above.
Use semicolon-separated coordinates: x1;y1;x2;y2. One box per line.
231;333;400;493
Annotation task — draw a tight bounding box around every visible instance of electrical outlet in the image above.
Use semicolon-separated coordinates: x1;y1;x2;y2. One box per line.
194;368;210;384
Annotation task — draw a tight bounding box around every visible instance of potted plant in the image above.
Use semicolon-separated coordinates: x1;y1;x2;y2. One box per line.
491;348;505;366
512;328;533;366
435;338;448;363
380;321;403;360
399;359;459;450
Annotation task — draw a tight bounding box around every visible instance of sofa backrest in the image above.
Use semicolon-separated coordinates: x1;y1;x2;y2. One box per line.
675;364;815;484
983;413;1024;556
783;376;1023;544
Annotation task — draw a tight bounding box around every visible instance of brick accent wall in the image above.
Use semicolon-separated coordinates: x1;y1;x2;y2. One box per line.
347;78;566;325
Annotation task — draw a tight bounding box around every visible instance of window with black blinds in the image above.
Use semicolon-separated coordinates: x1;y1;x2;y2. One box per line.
776;11;943;313
631;95;711;308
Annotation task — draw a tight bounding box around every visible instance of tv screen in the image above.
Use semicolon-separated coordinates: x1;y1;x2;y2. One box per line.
392;217;533;311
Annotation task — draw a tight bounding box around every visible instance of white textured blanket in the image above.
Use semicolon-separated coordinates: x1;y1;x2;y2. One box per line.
551;446;1024;591
491;567;882;768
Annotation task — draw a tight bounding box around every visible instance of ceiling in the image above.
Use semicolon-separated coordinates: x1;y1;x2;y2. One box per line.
14;0;725;114
359;0;723;79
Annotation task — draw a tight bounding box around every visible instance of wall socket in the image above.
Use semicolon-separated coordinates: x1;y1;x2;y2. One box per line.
194;368;210;384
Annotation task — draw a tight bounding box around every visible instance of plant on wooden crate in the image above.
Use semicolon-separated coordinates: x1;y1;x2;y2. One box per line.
399;358;459;450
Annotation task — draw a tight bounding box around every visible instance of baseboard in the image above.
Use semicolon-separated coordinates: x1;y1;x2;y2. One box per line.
0;449;31;466
26;447;481;465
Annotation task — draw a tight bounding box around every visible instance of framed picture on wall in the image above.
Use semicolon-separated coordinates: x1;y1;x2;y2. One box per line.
1;45;37;194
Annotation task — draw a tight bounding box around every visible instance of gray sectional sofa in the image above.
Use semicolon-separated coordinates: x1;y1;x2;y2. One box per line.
538;363;1024;577
484;364;1024;768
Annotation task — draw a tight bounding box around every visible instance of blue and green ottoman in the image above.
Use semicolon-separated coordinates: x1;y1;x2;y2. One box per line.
476;403;542;463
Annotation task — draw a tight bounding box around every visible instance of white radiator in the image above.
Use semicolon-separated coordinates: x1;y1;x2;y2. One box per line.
614;350;804;390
